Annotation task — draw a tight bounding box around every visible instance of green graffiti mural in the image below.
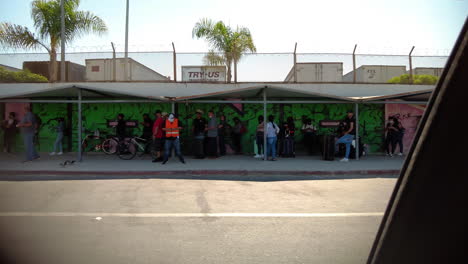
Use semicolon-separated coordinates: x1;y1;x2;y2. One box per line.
8;102;384;154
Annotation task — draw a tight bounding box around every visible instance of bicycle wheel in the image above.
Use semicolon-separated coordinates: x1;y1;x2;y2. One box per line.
141;140;157;159
102;138;118;154
117;140;137;160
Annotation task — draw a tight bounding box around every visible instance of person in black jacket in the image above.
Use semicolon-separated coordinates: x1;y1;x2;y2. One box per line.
115;113;126;140
2;112;18;153
384;116;399;157
140;113;153;141
393;114;405;156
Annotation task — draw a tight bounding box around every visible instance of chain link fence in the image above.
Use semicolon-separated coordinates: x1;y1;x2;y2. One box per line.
0;51;448;83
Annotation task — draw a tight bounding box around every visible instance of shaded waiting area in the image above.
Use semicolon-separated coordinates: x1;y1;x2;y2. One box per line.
0;82;433;163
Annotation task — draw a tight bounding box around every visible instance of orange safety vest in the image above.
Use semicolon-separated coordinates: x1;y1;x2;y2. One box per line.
165;119;180;138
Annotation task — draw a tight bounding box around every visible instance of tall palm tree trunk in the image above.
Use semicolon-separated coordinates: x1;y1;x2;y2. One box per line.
234;59;237;83
226;59;232;83
49;48;58;82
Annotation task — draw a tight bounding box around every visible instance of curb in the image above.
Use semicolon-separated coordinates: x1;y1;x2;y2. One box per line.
0;170;400;181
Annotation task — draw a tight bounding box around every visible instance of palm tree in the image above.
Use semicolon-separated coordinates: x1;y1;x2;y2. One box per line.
192;18;256;83
0;0;107;82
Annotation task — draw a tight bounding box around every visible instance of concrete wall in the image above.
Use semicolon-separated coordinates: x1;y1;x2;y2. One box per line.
385;103;426;154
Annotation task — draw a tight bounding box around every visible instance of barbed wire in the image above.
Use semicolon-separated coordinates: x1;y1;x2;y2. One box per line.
0;42;452;56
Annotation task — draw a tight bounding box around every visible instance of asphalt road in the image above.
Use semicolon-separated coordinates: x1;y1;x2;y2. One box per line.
0;175;397;264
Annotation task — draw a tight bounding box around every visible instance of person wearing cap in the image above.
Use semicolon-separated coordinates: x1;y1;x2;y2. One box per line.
192;109;207;159
335;110;356;162
162;113;185;164
152;110;164;162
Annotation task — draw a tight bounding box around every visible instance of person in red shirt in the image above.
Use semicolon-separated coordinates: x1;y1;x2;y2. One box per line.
152;110;165;162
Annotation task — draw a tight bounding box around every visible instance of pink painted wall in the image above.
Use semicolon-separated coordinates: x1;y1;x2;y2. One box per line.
5;103;29;121
385;103;426;154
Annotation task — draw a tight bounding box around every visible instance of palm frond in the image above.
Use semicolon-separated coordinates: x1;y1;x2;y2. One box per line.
203;50;225;66
0;22;49;52
71;11;107;41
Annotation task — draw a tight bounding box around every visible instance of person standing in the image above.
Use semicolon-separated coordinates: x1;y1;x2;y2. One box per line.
335;110;356;162
393;114;405;156
232;117;243;154
254;115;264;158
217;114;230;156
50;117;65;155
140;113;153;141
2;112;18;153
152;110;164;162
384;116;399;157
206;110;218;158
16;105;39;162
162;113;185;164
301;118;317;155
281;116;296;157
115;113;126;140
266;115;280;161
192;109;207;159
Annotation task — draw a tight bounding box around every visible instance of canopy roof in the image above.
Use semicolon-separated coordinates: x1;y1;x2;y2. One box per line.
0;82;434;103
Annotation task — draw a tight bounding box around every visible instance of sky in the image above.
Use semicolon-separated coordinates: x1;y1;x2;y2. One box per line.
0;0;467;55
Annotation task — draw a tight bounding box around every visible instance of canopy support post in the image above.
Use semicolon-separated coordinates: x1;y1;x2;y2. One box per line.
77;88;83;162
355;103;360;161
263;88;268;161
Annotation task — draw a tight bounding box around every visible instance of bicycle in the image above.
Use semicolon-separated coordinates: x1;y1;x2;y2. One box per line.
101;136;120;155
81;130;106;153
117;136;157;160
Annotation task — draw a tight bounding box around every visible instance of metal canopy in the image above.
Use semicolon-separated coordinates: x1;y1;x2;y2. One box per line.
0;82;434;103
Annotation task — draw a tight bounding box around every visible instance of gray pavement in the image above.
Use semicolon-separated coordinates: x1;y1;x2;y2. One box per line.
0;152;404;177
0;177;396;264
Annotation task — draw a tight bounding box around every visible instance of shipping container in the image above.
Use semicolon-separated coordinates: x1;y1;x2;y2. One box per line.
85;58;169;81
411;67;444;77
284;63;343;82
343;65;406;83
181;66;227;82
23;61;85;81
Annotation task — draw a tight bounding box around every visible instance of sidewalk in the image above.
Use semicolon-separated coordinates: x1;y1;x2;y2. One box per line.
0;152;403;178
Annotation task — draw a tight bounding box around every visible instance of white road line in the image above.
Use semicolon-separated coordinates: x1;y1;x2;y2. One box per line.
0;212;384;218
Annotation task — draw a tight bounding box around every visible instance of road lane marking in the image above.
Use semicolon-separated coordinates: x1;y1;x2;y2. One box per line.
0;212;384;218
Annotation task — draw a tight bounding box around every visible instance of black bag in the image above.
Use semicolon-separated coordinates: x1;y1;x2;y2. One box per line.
322;135;335;161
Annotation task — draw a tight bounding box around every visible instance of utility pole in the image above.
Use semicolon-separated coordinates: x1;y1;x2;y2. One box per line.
408;46;415;84
293;43;297;83
124;0;129;81
60;0;66;82
352;44;357;83
111;42;116;81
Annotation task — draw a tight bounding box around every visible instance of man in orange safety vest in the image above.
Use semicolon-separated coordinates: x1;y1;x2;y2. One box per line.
161;113;185;164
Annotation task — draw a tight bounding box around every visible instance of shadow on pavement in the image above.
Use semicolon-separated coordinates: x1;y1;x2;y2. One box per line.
0;173;399;182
